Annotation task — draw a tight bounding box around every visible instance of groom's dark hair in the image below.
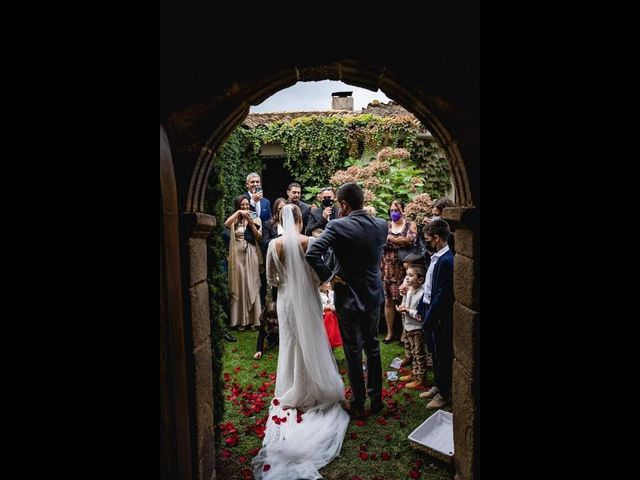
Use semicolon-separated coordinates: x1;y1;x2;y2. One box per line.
336;182;364;210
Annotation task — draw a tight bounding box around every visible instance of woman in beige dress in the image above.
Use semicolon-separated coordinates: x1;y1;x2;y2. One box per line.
225;195;263;330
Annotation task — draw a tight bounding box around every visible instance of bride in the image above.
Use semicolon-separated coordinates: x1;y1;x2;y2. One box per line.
252;204;349;480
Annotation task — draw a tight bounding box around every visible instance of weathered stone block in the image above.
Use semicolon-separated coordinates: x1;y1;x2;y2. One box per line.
189;282;212;345
453;302;479;373
454;254;479;310
453;228;474;259
193;346;215;480
188;237;208;286
452;359;478;480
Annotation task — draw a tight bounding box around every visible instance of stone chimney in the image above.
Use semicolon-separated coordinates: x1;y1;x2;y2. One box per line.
331;91;353;111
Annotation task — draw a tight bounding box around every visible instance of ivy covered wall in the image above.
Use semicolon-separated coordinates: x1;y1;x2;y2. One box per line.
214;114;450;214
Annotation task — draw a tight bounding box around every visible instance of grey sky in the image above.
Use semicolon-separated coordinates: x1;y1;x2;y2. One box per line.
250;80;392;113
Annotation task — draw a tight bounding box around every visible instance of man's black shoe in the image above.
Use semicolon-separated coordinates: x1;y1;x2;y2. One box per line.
345;402;366;420
223;332;237;342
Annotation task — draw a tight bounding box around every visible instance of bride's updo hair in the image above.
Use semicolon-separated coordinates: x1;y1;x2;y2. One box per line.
284;203;303;226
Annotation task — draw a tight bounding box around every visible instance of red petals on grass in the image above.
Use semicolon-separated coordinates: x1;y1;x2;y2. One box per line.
224;435;239;447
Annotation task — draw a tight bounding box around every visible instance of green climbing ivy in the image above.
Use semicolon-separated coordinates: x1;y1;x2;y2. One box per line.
238;114;450;205
202;129;263;449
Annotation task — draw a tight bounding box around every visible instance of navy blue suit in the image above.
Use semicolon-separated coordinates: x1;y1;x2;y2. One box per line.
306;209;388;409
244;192;271;303
420;249;454;400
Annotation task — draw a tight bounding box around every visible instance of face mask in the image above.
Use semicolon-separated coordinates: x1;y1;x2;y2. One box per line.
322;198;334;208
424;238;437;253
431;215;441;221
390;211;402;222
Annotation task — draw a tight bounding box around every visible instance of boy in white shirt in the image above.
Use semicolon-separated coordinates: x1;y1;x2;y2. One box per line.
395;265;427;390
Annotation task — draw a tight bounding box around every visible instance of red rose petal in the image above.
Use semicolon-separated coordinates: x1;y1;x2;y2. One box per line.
350;432;358;439
409;469;421;479
263;464;271;471
381;452;391;460
358;452;369;460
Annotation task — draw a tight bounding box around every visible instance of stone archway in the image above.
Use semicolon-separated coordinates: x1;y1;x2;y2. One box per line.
161;6;479;479
162;61;479;480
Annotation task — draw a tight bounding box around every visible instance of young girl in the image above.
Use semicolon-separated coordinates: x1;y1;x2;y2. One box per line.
319;283;342;348
395;265;427;390
254;302;279;360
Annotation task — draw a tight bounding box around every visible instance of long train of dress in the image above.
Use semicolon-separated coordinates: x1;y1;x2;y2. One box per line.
252;231;349;479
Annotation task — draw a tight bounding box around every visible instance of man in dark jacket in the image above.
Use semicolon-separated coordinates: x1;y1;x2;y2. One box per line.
306;182;388;419
418;219;454;409
306;187;340;273
306;187;339;236
286;182;311;232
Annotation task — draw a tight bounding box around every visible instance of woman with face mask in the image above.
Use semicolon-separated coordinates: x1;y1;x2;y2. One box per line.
380;199;418;344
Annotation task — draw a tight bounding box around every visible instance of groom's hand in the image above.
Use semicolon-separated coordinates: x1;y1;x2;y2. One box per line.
330;275;345;288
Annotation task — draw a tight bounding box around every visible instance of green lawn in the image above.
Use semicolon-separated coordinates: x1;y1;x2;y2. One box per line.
217;329;454;480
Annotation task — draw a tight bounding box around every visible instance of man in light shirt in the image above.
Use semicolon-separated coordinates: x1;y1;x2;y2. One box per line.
419;219;454;409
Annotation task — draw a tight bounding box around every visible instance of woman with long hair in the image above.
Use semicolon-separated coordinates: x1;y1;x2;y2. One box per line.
224;195;263;330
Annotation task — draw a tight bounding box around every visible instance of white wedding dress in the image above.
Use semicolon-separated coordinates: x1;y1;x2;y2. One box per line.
252;205;349;480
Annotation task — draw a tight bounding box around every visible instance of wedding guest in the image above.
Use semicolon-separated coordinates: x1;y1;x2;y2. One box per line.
396;265;427;389
254;302;279;360
419;219;454;409
224;195;263;330
320;282;342;349
380;199;417;344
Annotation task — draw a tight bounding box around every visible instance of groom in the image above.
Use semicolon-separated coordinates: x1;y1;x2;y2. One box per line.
306;182;388;418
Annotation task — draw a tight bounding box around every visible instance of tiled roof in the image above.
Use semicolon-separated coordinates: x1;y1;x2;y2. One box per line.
243;101;424;129
362;100;413;116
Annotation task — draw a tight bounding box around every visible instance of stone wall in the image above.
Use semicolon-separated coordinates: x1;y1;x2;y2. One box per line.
182;212;217;480
444;207;480;480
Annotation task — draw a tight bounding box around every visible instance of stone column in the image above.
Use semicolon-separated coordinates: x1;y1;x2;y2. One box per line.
182;212;217;480
443;207;480;480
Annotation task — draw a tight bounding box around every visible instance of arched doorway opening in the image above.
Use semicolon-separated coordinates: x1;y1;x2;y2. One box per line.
161;64;479;480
